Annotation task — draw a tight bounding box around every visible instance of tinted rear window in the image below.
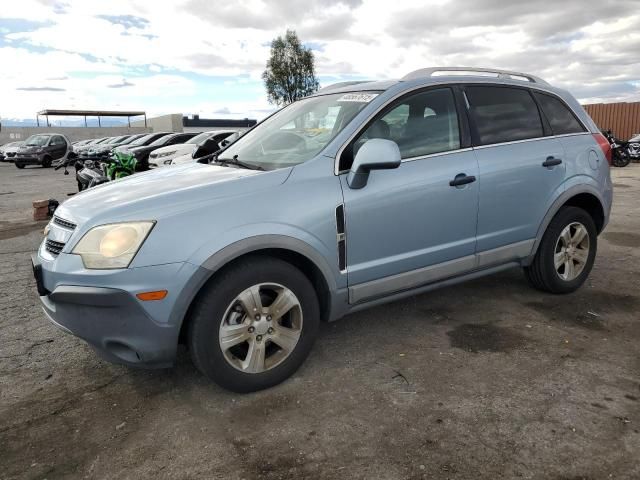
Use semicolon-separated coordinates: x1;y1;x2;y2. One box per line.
533;92;586;135
466;86;543;145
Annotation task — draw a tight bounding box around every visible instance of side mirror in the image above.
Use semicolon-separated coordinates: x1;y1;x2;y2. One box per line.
347;139;401;189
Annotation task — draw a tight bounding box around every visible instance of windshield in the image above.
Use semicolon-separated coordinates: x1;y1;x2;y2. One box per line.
119;134;142;145
188;132;214;145
25;135;50;147
129;133;157;146
218;91;379;170
148;134;172;147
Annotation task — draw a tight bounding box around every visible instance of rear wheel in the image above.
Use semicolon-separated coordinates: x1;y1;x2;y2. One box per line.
188;256;320;392
524;206;597;293
612;152;630;167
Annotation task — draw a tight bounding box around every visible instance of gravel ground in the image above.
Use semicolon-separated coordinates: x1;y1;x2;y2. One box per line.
1;161;639;480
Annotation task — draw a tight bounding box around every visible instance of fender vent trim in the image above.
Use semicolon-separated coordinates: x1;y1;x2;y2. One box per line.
336;204;346;272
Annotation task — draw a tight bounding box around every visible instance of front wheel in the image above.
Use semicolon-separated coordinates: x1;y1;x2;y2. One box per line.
15;162;25;169
41;156;52;168
187;256;320;392
524;206;597;294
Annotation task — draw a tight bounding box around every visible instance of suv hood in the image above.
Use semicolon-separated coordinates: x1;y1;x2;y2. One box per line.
18;145;44;153
55;163;290;226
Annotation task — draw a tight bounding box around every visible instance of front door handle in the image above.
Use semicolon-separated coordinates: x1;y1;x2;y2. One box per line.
449;173;476;187
542;156;562;167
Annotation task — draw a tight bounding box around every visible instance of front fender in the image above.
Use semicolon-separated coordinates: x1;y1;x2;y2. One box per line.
191;227;341;292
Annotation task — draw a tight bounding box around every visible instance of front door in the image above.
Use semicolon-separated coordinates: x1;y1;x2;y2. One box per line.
49;135;68;160
339;87;480;303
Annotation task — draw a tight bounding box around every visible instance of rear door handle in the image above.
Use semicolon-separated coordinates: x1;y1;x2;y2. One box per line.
542;156;562;167
449;173;476;187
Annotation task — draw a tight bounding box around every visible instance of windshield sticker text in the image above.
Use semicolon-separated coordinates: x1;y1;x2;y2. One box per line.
337;93;379;103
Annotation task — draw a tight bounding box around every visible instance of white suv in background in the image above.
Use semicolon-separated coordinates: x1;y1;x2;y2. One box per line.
150;130;239;166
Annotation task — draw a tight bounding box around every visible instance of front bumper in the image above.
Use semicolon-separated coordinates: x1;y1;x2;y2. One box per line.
15;155;42;165
34;252;207;368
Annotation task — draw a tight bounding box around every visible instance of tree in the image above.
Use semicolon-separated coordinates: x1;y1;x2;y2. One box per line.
262;30;319;106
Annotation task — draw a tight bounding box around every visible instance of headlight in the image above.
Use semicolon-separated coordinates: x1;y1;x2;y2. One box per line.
72;221;155;269
157;151;176;158
163;159;173;165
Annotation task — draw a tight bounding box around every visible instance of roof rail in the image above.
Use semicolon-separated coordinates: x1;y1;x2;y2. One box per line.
317;80;372;93
401;67;548;85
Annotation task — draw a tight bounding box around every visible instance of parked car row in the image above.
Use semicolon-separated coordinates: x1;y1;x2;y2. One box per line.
0;129;240;169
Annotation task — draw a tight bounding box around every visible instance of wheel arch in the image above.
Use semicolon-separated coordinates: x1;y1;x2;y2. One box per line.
177;235;340;344
531;186;607;258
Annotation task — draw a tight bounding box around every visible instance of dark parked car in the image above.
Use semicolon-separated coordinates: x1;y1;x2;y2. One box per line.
14;134;70;168
128;132;198;169
115;132;172;155
85;134;148;159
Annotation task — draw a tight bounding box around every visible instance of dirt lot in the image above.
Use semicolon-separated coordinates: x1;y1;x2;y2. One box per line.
1;161;639;480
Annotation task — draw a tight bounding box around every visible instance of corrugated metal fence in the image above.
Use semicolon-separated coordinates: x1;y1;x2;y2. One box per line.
583;102;640;141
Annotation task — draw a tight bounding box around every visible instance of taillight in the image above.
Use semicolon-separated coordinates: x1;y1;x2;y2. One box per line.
593;133;612;165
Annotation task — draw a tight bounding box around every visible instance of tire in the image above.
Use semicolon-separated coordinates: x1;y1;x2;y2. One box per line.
524;206;597;294
612;154;630;168
187;256;320;393
41;156;52;168
15;162;25;169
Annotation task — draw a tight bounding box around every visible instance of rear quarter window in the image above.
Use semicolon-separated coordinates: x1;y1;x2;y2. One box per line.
466;86;543;145
533;92;586;135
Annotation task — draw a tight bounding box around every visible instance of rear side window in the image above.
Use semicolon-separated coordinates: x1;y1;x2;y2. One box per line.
533;92;586;135
466;86;543;145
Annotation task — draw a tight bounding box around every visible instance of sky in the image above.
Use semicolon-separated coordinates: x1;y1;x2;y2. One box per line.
1;0;639;124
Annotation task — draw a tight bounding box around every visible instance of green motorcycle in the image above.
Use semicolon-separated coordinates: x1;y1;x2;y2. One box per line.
106;151;138;180
73;151;139;191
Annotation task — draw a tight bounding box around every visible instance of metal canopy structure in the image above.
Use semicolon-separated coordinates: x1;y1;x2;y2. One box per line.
36;109;147;128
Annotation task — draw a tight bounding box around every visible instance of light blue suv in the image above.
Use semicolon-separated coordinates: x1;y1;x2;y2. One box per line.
33;67;613;392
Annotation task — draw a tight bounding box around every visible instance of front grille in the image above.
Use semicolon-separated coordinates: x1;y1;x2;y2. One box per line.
45;239;65;255
6;152;16;157
53;216;77;230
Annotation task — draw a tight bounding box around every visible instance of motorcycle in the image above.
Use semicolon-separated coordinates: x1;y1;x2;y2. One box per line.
603;130;631;167
627;133;640;161
55;150;138;191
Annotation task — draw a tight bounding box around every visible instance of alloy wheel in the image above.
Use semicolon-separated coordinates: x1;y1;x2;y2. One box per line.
554;222;590;281
218;283;303;374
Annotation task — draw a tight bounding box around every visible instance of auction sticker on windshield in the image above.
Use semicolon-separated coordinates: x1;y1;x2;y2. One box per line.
337;93;379;103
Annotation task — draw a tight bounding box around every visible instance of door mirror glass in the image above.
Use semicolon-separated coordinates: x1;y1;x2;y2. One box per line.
347;138;401;189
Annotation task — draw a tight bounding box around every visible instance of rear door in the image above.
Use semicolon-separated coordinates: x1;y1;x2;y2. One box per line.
465;85;566;264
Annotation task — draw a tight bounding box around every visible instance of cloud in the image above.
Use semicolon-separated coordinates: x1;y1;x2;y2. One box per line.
107;79;135;88
213;107;231;114
16;86;66;91
1;0;640;120
96;14;149;30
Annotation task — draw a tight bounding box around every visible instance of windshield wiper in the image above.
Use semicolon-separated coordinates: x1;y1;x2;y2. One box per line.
215;155;264;171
